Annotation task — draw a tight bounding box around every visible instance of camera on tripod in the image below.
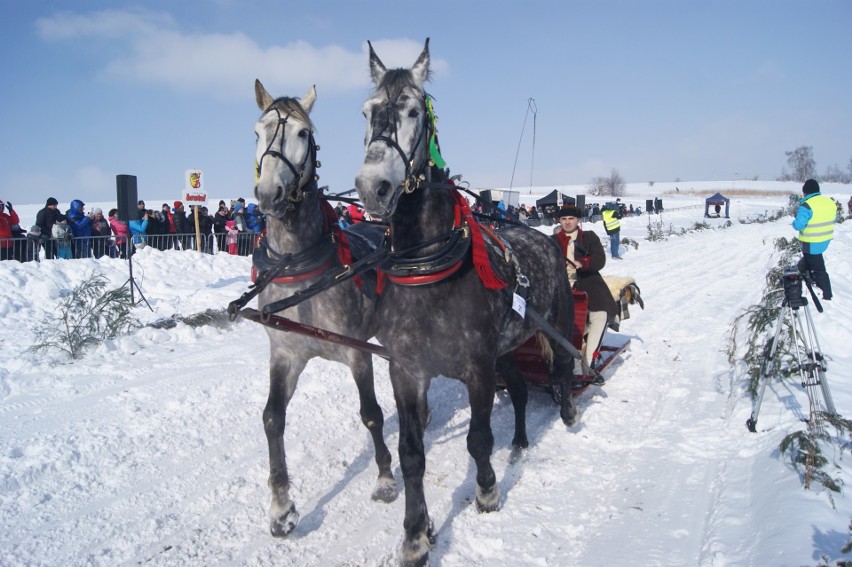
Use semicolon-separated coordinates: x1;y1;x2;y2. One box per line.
747;264;834;432
782;266;804;304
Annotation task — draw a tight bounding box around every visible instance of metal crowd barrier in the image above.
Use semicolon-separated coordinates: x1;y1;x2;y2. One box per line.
0;231;258;262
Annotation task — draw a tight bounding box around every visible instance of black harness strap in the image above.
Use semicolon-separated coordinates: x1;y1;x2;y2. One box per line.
257;244;389;318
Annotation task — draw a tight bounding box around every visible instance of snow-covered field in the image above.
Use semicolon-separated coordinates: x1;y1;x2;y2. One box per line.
2;182;851;566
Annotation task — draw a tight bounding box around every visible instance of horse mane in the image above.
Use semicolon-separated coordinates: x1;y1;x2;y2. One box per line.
375;68;428;100
267;96;316;131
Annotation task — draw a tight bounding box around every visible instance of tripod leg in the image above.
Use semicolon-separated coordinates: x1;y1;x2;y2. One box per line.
802;306;835;416
747;304;788;432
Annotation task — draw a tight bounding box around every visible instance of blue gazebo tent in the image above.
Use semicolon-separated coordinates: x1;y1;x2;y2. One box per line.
704;192;730;218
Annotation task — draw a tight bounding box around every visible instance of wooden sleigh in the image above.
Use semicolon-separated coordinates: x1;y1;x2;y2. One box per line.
508;277;644;406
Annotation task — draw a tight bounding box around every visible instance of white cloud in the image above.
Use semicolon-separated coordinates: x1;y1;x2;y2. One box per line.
5;166;114;206
35;8;175;40
35;10;447;99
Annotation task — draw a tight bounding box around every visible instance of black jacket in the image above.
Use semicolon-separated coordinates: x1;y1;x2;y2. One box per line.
173;209;191;235
35;206;66;236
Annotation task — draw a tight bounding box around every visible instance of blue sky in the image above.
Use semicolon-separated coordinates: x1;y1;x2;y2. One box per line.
1;0;850;206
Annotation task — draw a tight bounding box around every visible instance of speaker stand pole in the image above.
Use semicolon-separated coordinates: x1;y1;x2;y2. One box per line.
123;224;152;311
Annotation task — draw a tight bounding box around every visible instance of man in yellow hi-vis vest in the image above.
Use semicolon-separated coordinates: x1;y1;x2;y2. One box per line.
601;203;622;259
793;179;834;300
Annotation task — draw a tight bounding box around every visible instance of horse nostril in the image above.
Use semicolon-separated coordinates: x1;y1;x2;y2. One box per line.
275;186;284;202
377;180;392;198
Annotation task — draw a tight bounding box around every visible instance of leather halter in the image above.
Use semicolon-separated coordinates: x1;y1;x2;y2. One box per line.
366;88;430;194
256;106;320;210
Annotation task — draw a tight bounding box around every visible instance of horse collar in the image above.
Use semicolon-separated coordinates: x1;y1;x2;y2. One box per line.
251;231;337;285
380;192;471;286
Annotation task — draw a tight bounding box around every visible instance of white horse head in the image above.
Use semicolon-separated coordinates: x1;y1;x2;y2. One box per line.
354;39;432;218
253;80;318;216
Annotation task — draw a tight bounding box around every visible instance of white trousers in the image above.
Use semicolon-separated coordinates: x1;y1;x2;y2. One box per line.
574;310;608;375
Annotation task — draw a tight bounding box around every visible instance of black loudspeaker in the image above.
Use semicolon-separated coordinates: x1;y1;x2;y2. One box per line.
655;198;663;213
116;174;138;222
479;190;495;213
645;199;654;213
575;194;585;212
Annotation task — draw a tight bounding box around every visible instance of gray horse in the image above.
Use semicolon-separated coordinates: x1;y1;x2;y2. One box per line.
354;41;578;566
252;80;395;538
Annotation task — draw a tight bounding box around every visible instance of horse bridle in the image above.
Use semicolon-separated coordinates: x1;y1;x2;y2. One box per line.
256;106;320;208
366;88;430;194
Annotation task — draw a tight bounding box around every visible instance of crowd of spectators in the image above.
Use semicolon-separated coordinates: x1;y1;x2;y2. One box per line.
474;198;643;228
0;196;266;262
1;193;650;263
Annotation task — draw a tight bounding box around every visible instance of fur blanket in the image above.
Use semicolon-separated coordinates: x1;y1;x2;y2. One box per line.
602;275;644;331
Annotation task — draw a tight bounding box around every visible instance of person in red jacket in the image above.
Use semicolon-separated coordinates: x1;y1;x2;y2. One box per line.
0;199;21;261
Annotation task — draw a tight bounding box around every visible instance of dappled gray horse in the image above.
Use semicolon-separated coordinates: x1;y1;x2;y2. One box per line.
253;80;395;538
354;40;577;566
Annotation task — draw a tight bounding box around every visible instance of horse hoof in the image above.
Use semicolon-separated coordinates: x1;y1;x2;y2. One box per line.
371;476;398;503
401;520;435;567
269;505;300;538
475;483;501;513
561;408;581;427
512;435;529;450
508;446;527;465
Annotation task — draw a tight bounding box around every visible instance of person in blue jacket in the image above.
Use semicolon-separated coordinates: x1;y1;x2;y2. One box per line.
65;199;93;258
793;179;834;300
128;210;150;255
245;203;265;234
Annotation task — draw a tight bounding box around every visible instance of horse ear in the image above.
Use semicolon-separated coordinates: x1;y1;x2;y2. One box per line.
411;37;430;86
301;85;317;114
367;40;386;84
255;79;274;111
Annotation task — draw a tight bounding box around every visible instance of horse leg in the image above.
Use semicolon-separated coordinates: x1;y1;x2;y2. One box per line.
551;289;581;426
263;355;305;537
350;352;396;502
391;363;435;567
549;342;580;425
495;353;528;450
466;363;500;513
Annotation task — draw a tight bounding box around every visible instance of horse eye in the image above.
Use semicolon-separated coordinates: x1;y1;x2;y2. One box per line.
298;129;309;138
408;109;419;118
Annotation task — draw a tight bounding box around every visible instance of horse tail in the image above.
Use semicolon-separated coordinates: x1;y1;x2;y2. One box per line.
535;331;554;366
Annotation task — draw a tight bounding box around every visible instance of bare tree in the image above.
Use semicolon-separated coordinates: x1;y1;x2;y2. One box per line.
783;146;816;182
588;168;626;197
822;163;850;183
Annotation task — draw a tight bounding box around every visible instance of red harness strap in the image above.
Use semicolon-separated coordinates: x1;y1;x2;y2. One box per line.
452;191;507;290
251;259;334;284
321;200;359;281
384;257;464;286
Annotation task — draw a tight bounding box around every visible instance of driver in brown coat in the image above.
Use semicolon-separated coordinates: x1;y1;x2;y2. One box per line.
552;205;617;384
